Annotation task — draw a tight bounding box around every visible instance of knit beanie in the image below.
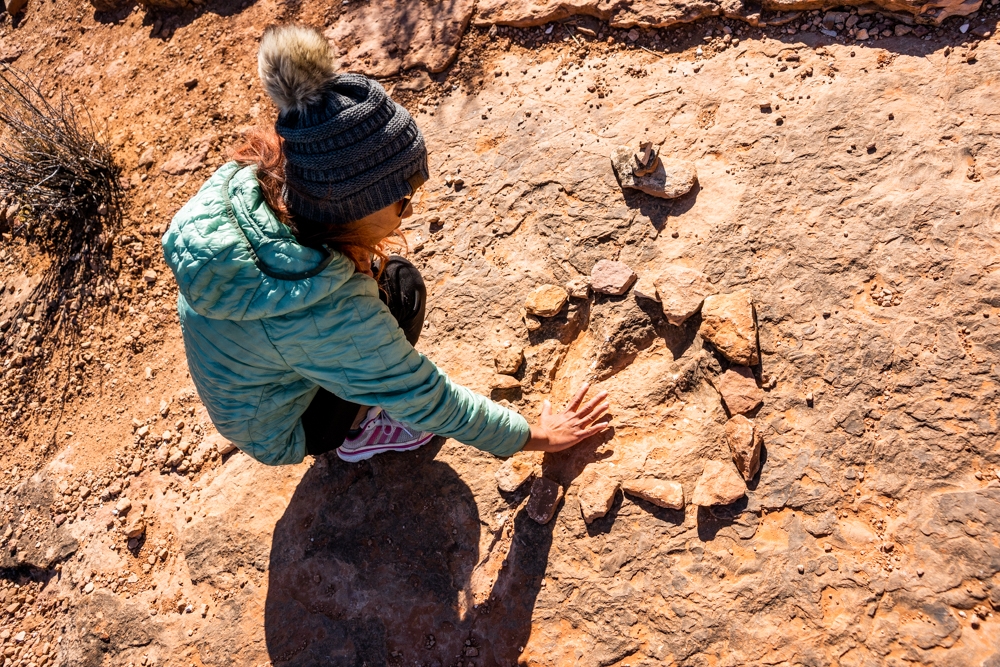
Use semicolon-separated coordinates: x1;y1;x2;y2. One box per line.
257;25;428;227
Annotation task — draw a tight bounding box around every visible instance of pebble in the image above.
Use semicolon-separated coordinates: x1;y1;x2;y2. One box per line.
797;564;805;574
115;497;132;515
577;468;620;523
142;269;157;284
589;260;637;296
524;284;569;317
494;347;524;375
855;29;869;40
691;460;746;506
526;477;564;524
959;23;969;33
564;276;590;299
621;478;684;510
653;265;713;326
715;366;764;416
83;582;94;594
724;414;762;481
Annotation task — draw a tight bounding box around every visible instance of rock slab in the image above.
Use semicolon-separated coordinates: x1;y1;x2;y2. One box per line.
724;415;762;481
495;453;540;493
715;366;763;416
524;284;569;317
691;460;746;507
622;478;684;510
590;259;637;295
610;145;697;200
494;347;524;375
654;265;714;326
699;290;758;365
526;477;564;524
578;468;620;523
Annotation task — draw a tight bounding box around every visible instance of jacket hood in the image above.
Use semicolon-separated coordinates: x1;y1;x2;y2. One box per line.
162;162;357;321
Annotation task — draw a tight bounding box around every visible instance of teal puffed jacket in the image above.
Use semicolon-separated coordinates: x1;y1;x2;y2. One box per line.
161;162;529;465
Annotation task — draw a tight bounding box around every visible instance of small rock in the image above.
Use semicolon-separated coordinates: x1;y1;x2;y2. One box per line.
797;564;805;574
83;583;94;594
653;265;714;326
578;468;620;523
724;415;762;480
699;290;759;365
490;375;521;390
627;28;640;42
115;497;132;515
959;23;969;33
632;274;660;302
495;453;540;493
690;460;746;506
715;366;764;416
894;24;912;36
590;260;637;295
130;456;143;474
524;285;569;317
206;432;237;456
622;478;684;510
124;515;146;539
855;29;869;40
142;269;157;284
610;145;697;200
526;477;564;524
494;347;523;375
565;276;591;299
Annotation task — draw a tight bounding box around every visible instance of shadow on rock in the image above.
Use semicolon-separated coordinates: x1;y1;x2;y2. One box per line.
620;181;700;233
264;439;551;666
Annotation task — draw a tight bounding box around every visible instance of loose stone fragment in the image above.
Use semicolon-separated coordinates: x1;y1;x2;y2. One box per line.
611;145;697;199
142;269;158;284
578;468;620;523
715;366;764;415
622;478;684;510
691;460;746;506
654;265;714;326
699;290;759;365
490;375;521;390
524;284;569;317
495;454;539;493
632;274;659;301
494;347;523;375
114;497;132;515
724;415;762;480
526;477;564;524
124;515;146;539
590;260;637;295
565;276;590;298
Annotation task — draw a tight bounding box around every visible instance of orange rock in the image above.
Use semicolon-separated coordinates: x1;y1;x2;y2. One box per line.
699;290;759;365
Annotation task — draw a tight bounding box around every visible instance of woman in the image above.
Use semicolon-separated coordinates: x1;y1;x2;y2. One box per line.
162;25;609;465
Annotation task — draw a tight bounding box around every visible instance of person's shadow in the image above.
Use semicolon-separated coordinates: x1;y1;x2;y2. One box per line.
264;439;552;666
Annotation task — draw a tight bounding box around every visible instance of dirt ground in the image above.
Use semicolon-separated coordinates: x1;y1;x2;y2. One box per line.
2;0;1000;664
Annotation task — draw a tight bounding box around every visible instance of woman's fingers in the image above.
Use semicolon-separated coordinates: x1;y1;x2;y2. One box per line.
565;383;591;412
575;392;609;418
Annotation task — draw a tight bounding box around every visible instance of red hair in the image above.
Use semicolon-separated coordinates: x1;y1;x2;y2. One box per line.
229;126;403;277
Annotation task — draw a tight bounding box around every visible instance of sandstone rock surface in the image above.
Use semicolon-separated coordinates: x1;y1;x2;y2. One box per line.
578;468;620;523
691;460;747;506
622;478;684;509
611;145;697;199
590;259;637;295
724;414;762;480
654;265;714;325
524;284;569;317
495;452;540;492
715;365;764;415
699;290;759;365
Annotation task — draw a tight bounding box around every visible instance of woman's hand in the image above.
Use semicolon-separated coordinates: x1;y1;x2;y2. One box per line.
523;383;611;453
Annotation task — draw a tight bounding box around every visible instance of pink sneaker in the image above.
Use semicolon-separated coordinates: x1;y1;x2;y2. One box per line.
336;407;434;462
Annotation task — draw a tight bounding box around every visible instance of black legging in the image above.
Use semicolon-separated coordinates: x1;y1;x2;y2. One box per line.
301;256;427;456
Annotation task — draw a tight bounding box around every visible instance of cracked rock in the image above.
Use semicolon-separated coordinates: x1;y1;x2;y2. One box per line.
691;460;746;507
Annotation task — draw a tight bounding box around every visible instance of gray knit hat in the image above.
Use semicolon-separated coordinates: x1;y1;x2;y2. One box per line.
257;25;428;227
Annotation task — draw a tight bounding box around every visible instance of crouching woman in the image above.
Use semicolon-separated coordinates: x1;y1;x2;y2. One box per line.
161;25;609;465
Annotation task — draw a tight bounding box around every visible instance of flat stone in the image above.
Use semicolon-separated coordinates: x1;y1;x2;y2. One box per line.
160;147;208;175
526;477;564;524
699;290;759;365
632;274;660;301
578;468;620;523
724;415;762;481
715;366;763;416
622;478;684;510
495;454;539;493
494;347;524;375
611;145;697;200
691;460;746;507
590;260;637;295
524;284;569;317
490;374;521;390
654;265;714;326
